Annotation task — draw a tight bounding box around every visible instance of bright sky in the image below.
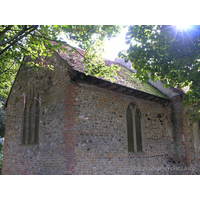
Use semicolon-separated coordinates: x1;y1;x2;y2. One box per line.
61;25;192;61
103;26;129;61
60;26;129;61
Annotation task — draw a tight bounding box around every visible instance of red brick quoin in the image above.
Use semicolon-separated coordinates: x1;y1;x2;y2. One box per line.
171;95;190;167
62;83;78;175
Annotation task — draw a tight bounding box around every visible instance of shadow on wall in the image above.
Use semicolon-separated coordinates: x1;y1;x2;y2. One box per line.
0;138;4;175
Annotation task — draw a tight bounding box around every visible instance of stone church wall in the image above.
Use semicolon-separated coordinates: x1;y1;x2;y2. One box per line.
2;54;71;174
71;83;174;174
72;84;199;174
2;54;199;174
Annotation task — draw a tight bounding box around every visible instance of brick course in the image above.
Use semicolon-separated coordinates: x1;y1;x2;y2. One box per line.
2;53;200;175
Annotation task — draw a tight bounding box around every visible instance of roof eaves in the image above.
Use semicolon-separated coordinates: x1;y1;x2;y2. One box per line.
54;47;169;100
69;69;170;105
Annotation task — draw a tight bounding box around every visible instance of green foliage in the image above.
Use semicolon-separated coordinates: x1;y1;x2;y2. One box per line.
1;25;200;121
0;25;123;174
120;25;200;121
0;97;6;138
0;25;123;100
0;59;19;99
82;39;120;81
61;25;122;81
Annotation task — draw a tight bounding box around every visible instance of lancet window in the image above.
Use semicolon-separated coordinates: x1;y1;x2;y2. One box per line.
22;87;40;144
126;103;143;152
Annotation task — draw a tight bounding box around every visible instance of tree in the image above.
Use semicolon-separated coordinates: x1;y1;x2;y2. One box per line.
0;97;6;138
2;25;199;121
119;25;200;121
0;25;122;99
0;25;123;166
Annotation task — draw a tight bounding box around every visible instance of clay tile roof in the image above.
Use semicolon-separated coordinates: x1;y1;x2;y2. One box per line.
54;43;168;99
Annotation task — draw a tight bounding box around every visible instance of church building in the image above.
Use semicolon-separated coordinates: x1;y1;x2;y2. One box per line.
2;44;199;175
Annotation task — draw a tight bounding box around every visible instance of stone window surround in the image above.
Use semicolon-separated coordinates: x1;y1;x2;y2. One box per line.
20;86;40;145
126;102;145;154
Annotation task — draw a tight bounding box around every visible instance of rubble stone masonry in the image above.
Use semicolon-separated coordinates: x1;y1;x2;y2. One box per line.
2;54;199;174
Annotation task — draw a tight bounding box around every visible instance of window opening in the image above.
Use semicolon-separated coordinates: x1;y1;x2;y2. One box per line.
127;105;134;152
22;87;39;144
135;108;142;152
126;103;142;152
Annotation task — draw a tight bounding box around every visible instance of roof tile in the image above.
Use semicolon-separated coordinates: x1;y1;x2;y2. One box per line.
53;42;168;99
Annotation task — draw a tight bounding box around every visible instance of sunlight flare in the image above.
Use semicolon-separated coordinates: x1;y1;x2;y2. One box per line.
176;25;191;30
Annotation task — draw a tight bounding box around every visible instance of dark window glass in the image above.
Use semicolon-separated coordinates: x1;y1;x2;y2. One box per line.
127;106;134;152
135;109;142;152
35;92;39;143
22;102;27;144
28;103;33;144
22;88;39;144
126;104;142;152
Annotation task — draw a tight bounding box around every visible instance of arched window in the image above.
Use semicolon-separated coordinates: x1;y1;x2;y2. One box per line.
22;87;40;144
126;103;143;152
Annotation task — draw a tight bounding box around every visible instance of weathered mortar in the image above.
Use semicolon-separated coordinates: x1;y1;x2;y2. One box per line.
2;53;200;175
2;54;71;174
72;83;174;174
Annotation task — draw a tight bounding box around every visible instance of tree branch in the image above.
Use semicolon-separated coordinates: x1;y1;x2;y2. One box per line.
35;30;89;60
0;61;15;75
0;25;38;56
18;44;39;61
0;25;13;37
176;48;200;59
0;25;27;46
